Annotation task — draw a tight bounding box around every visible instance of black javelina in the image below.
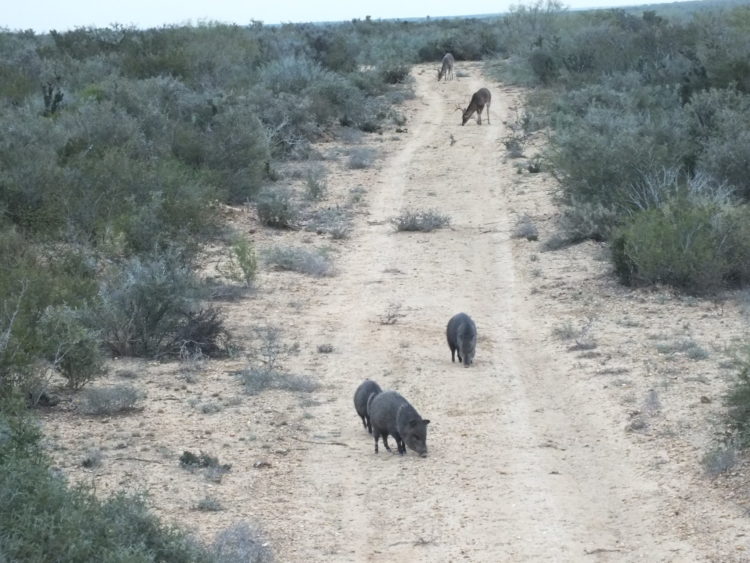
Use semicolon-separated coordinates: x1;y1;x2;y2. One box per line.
369;391;430;457
353;379;382;434
446;312;476;367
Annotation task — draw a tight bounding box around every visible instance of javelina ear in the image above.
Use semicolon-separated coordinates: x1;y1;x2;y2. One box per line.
423;420;430;425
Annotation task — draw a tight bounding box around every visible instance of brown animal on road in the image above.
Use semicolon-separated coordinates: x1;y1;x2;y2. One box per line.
438;53;455;81
460;88;491;126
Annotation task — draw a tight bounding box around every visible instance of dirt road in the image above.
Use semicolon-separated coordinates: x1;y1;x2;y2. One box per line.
251;64;749;561
44;63;750;561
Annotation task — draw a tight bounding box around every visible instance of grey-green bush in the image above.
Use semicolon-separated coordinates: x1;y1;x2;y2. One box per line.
612;198;750;293
39;305;106;390
255;187;299;228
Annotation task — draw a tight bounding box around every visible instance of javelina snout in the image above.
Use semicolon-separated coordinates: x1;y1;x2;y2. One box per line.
353;379;382;434
446;312;477;367
369;390;430;456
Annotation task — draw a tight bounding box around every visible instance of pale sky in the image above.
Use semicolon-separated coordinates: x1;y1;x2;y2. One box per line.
4;0;682;33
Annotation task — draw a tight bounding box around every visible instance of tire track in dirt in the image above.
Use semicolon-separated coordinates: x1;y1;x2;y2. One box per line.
271;64;730;562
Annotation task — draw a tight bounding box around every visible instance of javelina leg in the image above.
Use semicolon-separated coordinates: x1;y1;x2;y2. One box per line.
451;348;456;362
366;416;372;434
360;415;367;430
395;434;405;454
373;431;380;453
382;434;391;452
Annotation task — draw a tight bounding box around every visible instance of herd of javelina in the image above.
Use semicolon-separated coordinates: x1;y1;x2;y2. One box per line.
353;312;477;457
352;57;486;458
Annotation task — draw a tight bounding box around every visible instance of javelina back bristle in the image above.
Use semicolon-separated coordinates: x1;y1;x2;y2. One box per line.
353;379;382;434
446;312;477;367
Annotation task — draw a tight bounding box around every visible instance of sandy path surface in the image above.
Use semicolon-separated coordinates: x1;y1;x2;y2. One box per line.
42;63;750;562
258;65;749;561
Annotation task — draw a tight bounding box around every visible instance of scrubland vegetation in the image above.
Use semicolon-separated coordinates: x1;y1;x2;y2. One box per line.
2;0;750;557
487;1;750;294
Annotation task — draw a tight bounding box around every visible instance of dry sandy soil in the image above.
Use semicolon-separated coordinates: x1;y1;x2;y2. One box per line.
41;63;750;561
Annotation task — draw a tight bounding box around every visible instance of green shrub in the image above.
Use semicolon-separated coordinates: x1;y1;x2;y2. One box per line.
38;305;106;390
390;209;451;232
726;344;750;448
529;48;559;84
511;215;539;241
0;392;211;561
255;187;299;228
304;166;328;201
194;496;223;512
548;101;690;211
201;107;270;204
347;147;377;169
612;198;750;293
260;55;331;94
179;450;230;471
0;232;99;397
211;522;273;563
305;206;352;240
263;246;334;277
79;384;140;415
94;253;225;358
222;237;258;287
379;61;411;84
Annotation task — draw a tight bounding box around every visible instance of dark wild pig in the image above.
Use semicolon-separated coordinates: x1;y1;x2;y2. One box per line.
447;312;476;367
353;379;382;434
369;391;430;457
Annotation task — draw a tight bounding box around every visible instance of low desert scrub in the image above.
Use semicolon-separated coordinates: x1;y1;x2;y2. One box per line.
220;237;258;287
526;155;543;173
211;521;273;563
255;186;299;228
238;326;318;395
511;214;539;241
655;337;709;360
305;166;328;200
725;344;750;448
503;132;525;158
194;496;224;512
263;245;334;277
379;302;404;325
81;447;103;468
390;209;450;232
1;392;210;560
305;206;352;240
612;198;750;294
96;253;231;358
702;442;738;477
198;401;223;414
552;318;597;350
347;147;377;169
542;201;619;250
240;368;319;395
551;321;577;341
348;186;367;205
178;346;206;383
79;385;140;415
38;305;107;390
180;450;231;483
